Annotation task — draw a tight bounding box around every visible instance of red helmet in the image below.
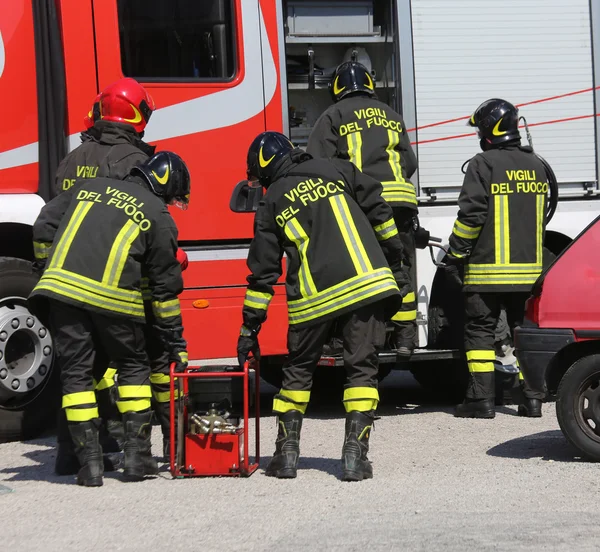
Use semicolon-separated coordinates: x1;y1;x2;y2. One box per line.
98;78;155;134
83;94;101;130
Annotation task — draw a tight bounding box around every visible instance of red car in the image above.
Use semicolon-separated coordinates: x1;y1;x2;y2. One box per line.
514;216;600;460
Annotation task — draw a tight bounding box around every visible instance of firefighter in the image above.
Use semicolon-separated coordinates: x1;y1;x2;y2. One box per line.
51;81;187;474
307;61;419;358
447;98;548;419
29;151;190;486
237;131;405;481
54;77;156;197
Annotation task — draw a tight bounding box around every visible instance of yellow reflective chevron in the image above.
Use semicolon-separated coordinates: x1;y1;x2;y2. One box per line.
452;220;482;240
102;219;140;287
150;373;171;385
272;388;311;414
329;194;373;275
284;218;318;298
152;298;181;319
373;218;399;241
386;130;406;184
391;309;416;321
118;384;152;399
153;389;178;403
33;241;52;260
50;201;94;269
494;195;510;264
466;350;496;373
464;262;542;286
65;407;99;421
466;350;496;361
117;399;151;413
347;132;363;170
468;362;495;373
62;391;96;408
244;289;273;310
343;386;379;412
536;193;545;265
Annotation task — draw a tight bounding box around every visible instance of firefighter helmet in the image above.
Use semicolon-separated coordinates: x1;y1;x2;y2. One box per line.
83;94;101;130
98;78;155;134
246;131;294;188
468;98;520;146
329;61;376;103
132;151;191;210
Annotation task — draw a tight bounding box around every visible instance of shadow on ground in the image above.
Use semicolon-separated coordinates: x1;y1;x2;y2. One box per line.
486;429;593;463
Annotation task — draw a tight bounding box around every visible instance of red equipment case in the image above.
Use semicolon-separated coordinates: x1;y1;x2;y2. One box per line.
169;361;260;477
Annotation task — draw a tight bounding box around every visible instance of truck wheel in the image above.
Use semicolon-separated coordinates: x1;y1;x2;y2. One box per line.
0;257;58;443
556;354;600;461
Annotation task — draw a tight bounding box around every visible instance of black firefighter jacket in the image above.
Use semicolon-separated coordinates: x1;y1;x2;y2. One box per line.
448;145;549;292
242;152;404;330
307;95;418;211
30;176;184;342
54;121;155;197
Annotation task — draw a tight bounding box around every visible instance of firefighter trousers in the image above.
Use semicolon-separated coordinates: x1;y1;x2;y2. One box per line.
463;292;544;400
146;323;172;441
273;301;386;415
390;207;417;348
48;300;152;423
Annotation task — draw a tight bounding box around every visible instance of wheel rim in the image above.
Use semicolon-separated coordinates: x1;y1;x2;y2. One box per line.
574;370;600;443
0;296;54;409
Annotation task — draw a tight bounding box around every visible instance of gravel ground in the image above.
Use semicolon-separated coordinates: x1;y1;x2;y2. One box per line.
1;372;599;552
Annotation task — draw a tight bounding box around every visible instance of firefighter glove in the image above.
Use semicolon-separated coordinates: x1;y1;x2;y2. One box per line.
171;349;189;374
237;325;261;367
32;259;46;278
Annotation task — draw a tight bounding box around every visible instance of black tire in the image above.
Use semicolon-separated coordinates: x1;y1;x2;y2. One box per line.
556;354;600;461
0;257;59;443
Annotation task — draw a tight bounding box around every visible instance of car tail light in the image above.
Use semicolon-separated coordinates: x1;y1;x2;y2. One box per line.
525;295;541;326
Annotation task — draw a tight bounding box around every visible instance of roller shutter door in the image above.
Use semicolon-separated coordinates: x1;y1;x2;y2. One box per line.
411;0;595;196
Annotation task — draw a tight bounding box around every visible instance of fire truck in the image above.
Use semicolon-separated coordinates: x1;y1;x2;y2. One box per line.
0;0;599;441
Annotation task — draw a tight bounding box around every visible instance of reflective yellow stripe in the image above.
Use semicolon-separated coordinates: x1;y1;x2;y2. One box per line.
284;218;317;298
373;218;399;241
381;191;418;205
343;386;379;412
463;274;540;285
536;193;545;265
288;271;398;325
50;201;94;269
62;391;96;408
403;292;415;303
245;289;273;310
35;278;145;318
329;194;373;275
494;195;510;264
152;298;181;319
468;362;495;373
153;390;178;403
118;385;152;399
95;367;117;391
452;220;482;240
518;371;525;381
466;350;496;361
33;241;52;260
347;131;363;171
273;398;307;414
178;351;188;363
65;407;99;422
117;399;151;413
466;263;542;273
391;310;417;321
381;181;415;193
102;219;140;287
280;389;311;403
386;130;406;183
150;373;170;385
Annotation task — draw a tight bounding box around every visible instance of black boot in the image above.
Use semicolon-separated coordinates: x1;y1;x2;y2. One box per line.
454;398;495;419
342;411;375;481
518;398;543;418
68;418;104;487
55;410;81;476
390;326;414;359
96;387;124;453
265;411;303;479
153;401;172;461
122;410;158;482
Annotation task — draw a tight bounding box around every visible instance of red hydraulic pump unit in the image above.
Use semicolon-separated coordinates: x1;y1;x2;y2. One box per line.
169;361;260;477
